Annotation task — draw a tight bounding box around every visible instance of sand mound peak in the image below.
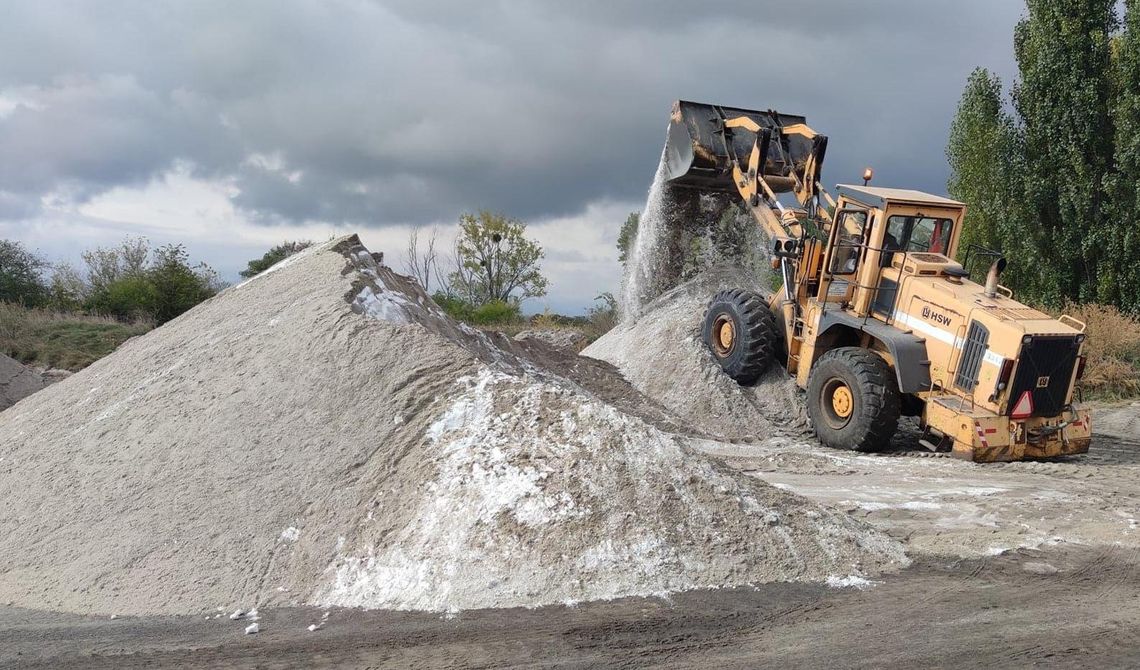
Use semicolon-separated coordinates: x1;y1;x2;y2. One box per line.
0;236;902;616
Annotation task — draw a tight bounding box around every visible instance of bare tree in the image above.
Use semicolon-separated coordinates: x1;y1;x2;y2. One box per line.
119;237;150;277
442;233;477;301
403;226;440;292
82;236;151;293
48;261;89;308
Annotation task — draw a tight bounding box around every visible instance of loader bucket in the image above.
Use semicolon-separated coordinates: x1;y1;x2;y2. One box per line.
663;100;821;194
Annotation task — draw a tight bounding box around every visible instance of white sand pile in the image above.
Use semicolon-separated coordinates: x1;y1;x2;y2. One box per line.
0;354;45;411
0;236;904;616
586;269;809;442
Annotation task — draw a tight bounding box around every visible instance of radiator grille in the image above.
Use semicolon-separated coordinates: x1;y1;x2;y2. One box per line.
955;321;989;391
1006;335;1081;417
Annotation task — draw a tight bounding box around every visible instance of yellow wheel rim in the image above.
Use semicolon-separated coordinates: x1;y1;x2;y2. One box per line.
718;321;734;350
711;315;735;357
831;384;853;419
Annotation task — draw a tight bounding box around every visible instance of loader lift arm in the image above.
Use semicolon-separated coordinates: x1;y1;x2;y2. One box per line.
702;107;831;332
720;114;831;243
663;100;836;368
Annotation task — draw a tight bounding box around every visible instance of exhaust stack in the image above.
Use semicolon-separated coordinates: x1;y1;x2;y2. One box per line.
984;258;1008;298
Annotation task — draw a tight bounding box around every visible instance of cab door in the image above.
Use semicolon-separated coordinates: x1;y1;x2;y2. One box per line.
818;205;868;305
873;211;957;321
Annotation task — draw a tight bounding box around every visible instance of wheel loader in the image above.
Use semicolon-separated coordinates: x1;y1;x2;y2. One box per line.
663;100;1091;462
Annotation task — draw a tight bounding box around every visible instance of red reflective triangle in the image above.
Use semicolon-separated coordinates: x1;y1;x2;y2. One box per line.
1011;390;1034;419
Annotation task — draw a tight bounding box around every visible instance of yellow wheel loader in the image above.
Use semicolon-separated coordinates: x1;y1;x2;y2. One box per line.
665;100;1091;462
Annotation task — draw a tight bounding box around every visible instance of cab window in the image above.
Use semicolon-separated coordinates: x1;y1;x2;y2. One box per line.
883;215;953;262
828;210;867;275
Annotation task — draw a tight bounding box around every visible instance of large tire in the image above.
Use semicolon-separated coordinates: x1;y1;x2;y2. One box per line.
701;288;778;384
806;347;900;452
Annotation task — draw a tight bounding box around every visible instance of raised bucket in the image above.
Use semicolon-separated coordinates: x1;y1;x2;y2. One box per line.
663;100;820;194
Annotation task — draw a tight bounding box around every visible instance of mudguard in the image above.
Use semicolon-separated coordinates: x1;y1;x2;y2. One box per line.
817;311;932;394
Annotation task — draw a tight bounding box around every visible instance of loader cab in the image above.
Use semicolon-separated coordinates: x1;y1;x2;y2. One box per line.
820;185;966;321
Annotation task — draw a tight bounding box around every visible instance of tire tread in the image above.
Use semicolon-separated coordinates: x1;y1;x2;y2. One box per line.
703;288;779;384
806;347;900;452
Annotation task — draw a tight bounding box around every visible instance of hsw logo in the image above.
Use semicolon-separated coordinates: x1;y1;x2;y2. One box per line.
921;306;953;328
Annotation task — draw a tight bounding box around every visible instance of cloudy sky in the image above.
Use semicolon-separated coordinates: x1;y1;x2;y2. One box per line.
0;1;1026;313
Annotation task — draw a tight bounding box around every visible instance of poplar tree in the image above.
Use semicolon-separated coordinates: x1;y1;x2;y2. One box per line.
946;68;1034;285
1012;0;1117;305
1107;0;1140;311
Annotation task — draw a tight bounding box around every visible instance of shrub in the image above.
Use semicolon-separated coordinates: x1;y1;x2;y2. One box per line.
1060;302;1140;398
530;309;561;330
469;300;521;325
584;293;619;340
89;276;160;321
431;293;523;326
432;293;475;322
240;241;313;279
76;241;221;325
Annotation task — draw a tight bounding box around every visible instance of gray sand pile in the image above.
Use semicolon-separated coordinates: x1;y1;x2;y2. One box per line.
0;354;45;411
0;236;904;616
586;269;809;441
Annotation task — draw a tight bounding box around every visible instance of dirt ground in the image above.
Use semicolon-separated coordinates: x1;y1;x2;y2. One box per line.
3;544;1137;669
5;404;1139;669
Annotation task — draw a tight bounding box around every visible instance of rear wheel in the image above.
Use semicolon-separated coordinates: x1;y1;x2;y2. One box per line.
807;347;900;451
701;288;778;384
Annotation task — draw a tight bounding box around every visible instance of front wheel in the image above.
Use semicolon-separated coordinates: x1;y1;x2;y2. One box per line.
806;348;900;452
701;288;778;384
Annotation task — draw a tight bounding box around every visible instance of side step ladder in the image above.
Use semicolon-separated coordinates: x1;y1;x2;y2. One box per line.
918;426;951;452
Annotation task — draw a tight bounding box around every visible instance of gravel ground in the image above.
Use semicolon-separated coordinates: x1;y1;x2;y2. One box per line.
698;403;1140;558
4;224;1139;666
4;543;1136;669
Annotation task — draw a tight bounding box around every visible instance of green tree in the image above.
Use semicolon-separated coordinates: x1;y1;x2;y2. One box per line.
947;68;1012;257
1107;0;1140;312
617;212;639;264
945;68;1040;288
449;211;547;304
240;240;313;279
0;240;49;306
94;276;160;321
1012;0;1118;305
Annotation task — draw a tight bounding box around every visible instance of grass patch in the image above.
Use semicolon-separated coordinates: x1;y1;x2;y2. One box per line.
0;302;152;371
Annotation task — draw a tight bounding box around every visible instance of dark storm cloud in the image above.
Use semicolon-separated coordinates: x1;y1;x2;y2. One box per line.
0;0;1024;226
